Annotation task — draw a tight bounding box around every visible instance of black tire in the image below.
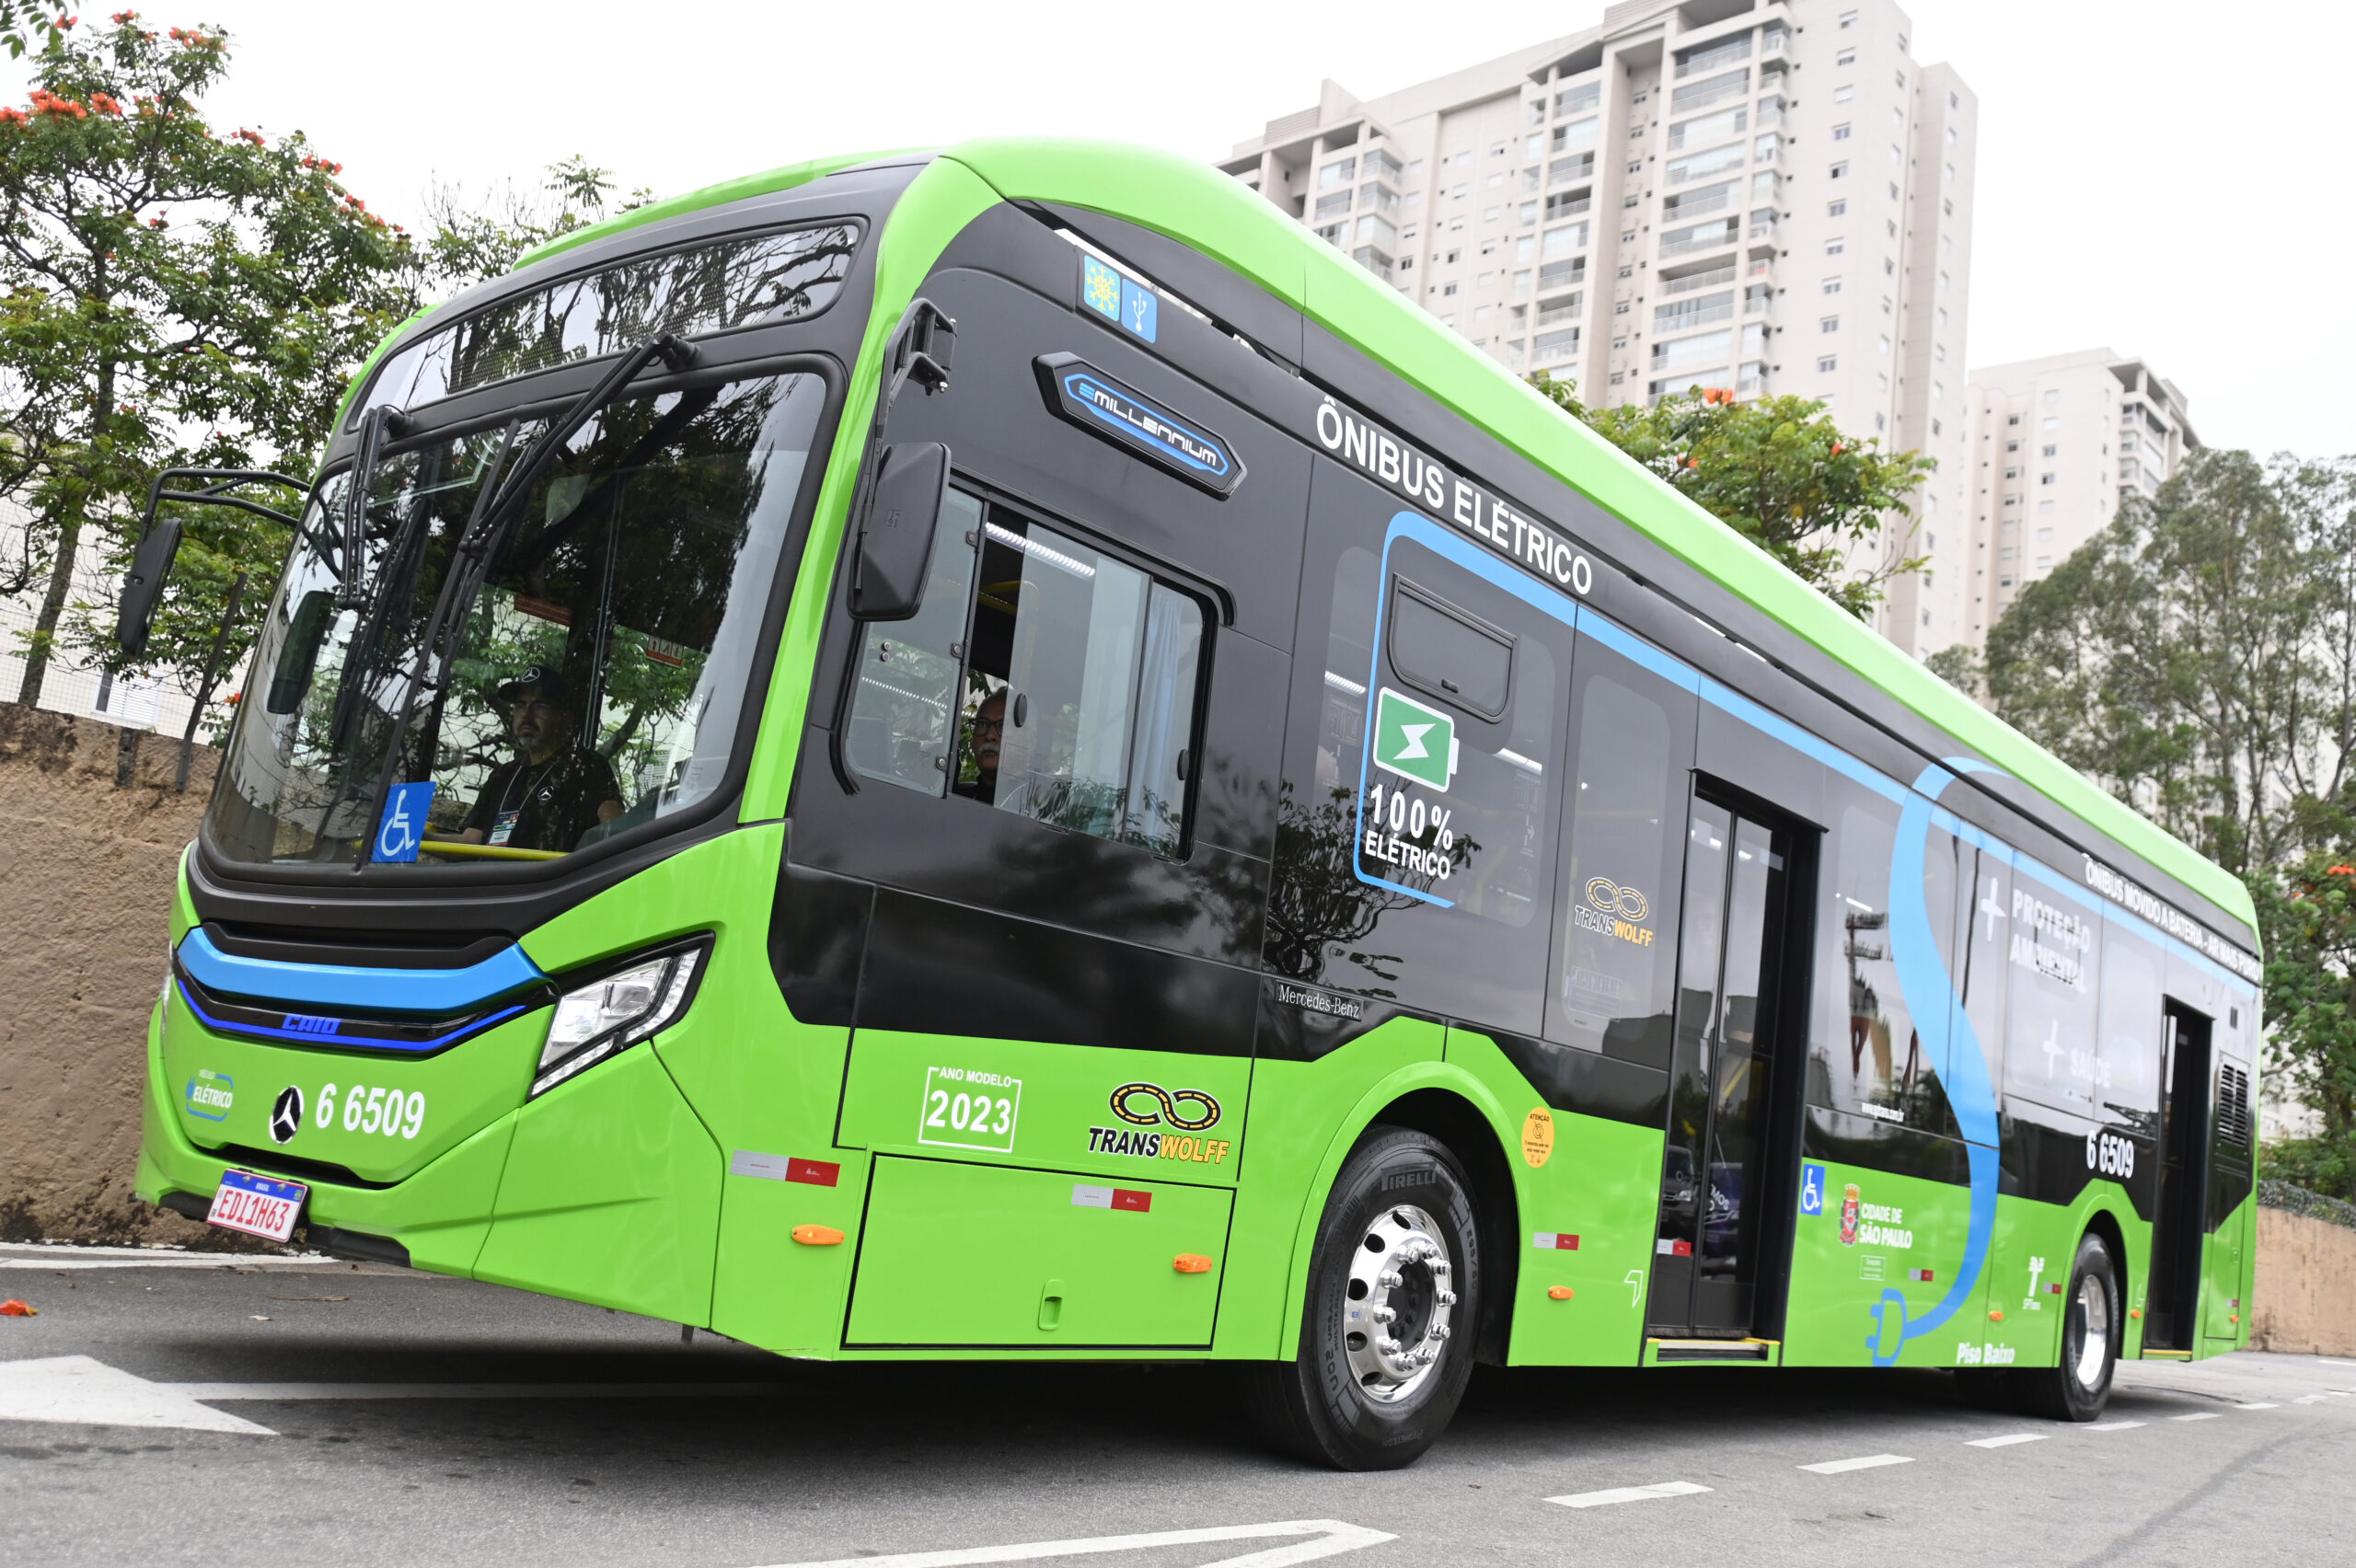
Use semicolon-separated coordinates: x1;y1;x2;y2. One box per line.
1238;1125;1483;1470
2011;1231;2119;1422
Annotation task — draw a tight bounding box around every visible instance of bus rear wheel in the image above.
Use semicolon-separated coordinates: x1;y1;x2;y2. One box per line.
1239;1125;1483;1470
2012;1231;2119;1422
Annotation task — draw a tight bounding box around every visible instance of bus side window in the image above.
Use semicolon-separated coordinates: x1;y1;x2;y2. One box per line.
954;504;1205;858
1547;647;1695;1066
845;487;984;794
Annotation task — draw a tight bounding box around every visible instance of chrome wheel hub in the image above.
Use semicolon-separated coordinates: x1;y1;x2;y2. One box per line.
2072;1271;2111;1389
1342;1204;1457;1404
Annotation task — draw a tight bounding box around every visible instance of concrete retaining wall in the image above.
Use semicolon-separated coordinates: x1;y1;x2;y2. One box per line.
2250;1204;2356;1357
0;702;218;1245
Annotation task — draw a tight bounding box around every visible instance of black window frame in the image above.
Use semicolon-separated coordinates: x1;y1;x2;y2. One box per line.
832;471;1221;865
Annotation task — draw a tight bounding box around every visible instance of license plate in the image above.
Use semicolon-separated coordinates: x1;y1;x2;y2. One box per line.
206;1170;308;1243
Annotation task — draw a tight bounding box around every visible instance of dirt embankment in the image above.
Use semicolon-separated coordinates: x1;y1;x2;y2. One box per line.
0;702;223;1246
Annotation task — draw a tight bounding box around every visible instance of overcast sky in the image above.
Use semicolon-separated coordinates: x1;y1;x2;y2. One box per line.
7;0;2345;455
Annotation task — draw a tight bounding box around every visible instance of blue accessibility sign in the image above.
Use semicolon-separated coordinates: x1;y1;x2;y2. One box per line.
1798;1161;1828;1217
372;781;435;863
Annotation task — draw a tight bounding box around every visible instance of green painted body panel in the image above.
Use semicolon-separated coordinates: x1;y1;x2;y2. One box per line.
476;1044;722;1324
2203;1194;2253;1345
137;999;518;1277
846;1156;1230;1347
157;985;545;1185
1443;1032;1660;1366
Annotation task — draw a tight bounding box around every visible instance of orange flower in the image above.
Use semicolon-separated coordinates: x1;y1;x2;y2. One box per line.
234;127;264;145
110;8;136;21
0;109;25;127
2330;865;2354;876
1831;442;1845;455
90;91;121;115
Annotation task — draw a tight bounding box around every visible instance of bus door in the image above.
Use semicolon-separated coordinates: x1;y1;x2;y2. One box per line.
1648;796;1804;1339
2145;1001;2211;1351
2204;1047;2256;1343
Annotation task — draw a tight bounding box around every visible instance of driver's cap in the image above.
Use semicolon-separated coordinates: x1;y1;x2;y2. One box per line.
496;664;572;706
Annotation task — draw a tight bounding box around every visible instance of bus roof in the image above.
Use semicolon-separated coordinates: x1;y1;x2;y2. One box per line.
482;136;2261;942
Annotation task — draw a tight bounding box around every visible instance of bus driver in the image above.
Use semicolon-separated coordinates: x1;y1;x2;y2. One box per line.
433;665;625;853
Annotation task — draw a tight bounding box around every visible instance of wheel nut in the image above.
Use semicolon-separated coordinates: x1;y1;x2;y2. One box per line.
1370;1307;1394;1324
1379;1271;1403;1289
1437;1290;1459;1307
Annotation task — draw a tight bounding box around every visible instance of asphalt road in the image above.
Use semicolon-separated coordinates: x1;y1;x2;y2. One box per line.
1;1240;2349;1567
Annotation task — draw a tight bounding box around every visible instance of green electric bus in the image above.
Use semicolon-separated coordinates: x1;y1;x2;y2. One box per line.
124;137;2262;1470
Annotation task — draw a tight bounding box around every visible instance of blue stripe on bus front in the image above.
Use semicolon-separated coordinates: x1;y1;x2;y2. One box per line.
174;980;526;1054
174;927;546;1014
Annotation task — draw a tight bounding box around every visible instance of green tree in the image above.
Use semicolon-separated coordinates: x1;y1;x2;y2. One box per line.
0;11;410;718
2257;857;2356;1200
1984;450;2356;880
1530;372;1937;618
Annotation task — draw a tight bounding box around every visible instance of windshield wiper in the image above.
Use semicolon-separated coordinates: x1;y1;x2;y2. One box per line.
347;331;699;868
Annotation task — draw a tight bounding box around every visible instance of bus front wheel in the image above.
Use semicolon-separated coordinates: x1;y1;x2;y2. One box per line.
1239;1124;1483;1470
2012;1231;2120;1422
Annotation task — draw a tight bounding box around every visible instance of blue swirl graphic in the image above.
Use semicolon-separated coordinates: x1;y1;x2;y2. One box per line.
1866;760;2005;1366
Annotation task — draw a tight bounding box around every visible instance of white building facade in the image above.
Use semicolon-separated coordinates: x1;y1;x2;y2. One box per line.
1961;350;2198;645
1222;0;1977;656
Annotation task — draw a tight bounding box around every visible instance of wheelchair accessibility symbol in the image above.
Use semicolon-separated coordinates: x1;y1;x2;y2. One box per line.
373;781;434;864
1798;1161;1828;1217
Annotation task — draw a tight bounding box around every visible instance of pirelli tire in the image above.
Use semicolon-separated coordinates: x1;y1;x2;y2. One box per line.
1240;1125;1483;1470
2012;1230;2120;1422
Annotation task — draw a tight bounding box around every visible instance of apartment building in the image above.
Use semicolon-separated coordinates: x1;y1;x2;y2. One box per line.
1221;0;1977;655
1961;349;2198;644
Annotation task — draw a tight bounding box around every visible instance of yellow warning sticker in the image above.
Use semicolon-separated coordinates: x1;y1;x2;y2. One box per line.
1521;1106;1555;1168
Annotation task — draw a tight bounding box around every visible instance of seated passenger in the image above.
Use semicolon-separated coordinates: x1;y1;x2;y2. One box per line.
440;666;625;852
952;687;1005;806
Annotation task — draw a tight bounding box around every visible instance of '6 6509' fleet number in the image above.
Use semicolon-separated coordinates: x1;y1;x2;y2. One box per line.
315;1083;426;1140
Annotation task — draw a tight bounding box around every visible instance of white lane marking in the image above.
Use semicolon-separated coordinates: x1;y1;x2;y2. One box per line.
1546;1482;1712;1508
1800;1454;1912;1474
0;1355;275;1436
2171;1412;2223;1422
2085;1421;2147;1431
164;1380;801;1401
2235;1402;2281;1410
2319;1390;2351;1398
2293;1395;2329;1405
757;1519;1396;1568
1964;1433;2048;1448
2321;1359;2356;1367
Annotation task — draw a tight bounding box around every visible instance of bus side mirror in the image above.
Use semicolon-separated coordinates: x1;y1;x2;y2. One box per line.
116;516;185;657
849;442;949;622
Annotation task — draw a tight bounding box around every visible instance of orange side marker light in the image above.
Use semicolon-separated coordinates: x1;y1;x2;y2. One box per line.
791;1224;844;1246
1547;1286;1575;1301
1989;1309;2004;1322
1173;1254;1214;1274
2130;1309;2142;1320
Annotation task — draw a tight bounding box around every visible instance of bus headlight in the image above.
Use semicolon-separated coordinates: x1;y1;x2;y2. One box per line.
532;939;709;1099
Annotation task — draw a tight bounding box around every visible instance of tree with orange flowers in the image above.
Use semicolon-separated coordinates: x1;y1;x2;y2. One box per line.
0;11;411;712
1529;372;1935;619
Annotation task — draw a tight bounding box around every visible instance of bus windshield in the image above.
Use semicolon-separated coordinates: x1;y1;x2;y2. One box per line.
206;372;827;868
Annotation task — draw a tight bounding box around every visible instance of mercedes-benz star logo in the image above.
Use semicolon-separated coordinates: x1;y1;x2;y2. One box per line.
269;1086;304;1146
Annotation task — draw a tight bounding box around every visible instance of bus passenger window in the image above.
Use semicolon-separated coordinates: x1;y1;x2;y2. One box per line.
845;489;984;794
1553;671;1683;1065
1388;577;1514;721
953;507;1203;858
